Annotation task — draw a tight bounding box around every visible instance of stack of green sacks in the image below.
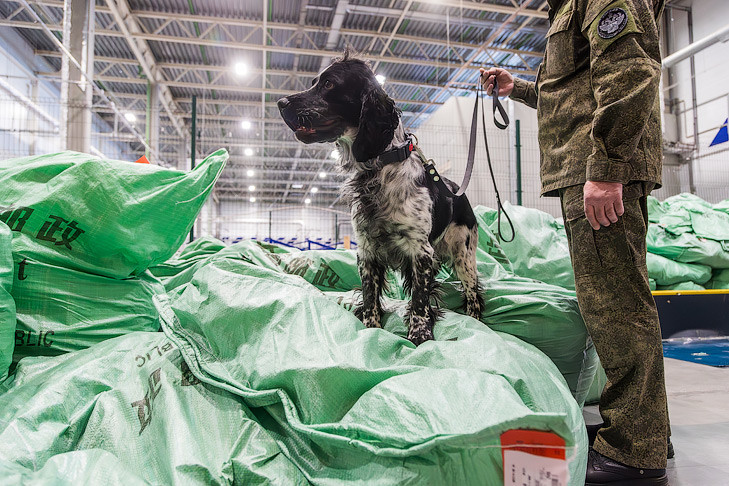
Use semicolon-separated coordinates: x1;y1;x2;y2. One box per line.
647;193;729;290
0;150;228;362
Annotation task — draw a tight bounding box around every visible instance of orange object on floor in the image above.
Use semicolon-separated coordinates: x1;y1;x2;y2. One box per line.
135;155;150;164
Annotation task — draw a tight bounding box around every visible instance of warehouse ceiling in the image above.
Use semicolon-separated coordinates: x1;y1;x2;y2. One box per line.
0;0;549;207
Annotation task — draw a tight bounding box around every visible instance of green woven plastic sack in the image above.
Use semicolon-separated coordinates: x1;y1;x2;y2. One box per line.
0;150;228;278
647;224;729;268
646;195;666;223
657;282;706;291
11;256;163;362
584;363;607;406
0;332;307;485
646;252;712;286
475;203;575;290
157;257;588;485
149;236;228;282
0;222;14;382
706;269;729;289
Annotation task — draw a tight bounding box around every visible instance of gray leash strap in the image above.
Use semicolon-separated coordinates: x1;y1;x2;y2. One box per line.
423;79;515;242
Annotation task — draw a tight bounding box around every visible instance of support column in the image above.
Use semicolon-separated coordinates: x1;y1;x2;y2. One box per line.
60;0;94;153
146;81;161;160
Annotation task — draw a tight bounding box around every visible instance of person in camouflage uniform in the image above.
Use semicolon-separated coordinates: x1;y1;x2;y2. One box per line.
481;0;670;484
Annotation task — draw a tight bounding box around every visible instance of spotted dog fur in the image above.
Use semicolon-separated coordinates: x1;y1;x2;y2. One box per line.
278;50;484;345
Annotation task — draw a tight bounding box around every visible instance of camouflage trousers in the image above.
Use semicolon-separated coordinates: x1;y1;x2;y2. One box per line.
559;182;670;469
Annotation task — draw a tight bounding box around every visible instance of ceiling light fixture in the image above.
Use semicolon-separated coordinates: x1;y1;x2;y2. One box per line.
244;148;254;156
234;62;248;76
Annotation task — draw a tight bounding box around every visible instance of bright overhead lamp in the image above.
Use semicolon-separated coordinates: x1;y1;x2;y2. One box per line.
304;198;312;204
124;112;137;123
249;197;256;203
248;185;256;191
330;149;340;159
318;172;327;179
310;187;318;193
375;74;386;86
241;120;252;130
246;169;255;177
292;183;303;189
244;148;254;156
234;62;248;77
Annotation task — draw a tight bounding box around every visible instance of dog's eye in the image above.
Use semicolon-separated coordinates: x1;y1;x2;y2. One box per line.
323;80;334;90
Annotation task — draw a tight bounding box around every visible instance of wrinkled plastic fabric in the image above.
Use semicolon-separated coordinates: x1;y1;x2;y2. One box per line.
646;252;712;286
646;224;729;269
706;269;729;290
657;282;706;291
476;203;575;290
11;256;163;362
154;231;596;406
0;150;228;278
0;332;308;485
157;257;588;485
0;222;14;382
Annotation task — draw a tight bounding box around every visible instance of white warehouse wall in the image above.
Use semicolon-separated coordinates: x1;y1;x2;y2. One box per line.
663;0;729;203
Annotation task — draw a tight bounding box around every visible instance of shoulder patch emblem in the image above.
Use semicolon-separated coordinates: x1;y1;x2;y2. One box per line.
597;8;628;39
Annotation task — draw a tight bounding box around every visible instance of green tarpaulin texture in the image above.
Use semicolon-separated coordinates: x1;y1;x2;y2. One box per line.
0;222;14;382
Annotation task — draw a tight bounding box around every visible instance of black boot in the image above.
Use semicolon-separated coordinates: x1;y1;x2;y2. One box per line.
586;448;668;486
586;423;674;459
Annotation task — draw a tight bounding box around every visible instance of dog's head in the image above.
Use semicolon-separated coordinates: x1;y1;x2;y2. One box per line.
277;50;400;163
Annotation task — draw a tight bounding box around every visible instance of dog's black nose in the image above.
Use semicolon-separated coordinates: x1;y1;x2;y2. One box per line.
277;97;290;111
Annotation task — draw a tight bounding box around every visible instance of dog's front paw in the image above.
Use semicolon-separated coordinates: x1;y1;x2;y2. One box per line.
407;317;434;345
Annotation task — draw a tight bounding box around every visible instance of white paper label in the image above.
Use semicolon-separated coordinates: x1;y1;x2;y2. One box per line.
503;450;569;486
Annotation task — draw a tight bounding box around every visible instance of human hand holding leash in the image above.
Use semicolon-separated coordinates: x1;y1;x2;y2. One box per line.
479;68;514;97
584;181;624;230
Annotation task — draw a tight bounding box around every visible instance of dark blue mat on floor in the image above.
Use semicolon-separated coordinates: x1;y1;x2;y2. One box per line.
663;337;729;367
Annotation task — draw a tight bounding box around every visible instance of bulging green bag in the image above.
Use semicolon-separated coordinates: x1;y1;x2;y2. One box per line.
0;222;15;382
11;255;164;362
0;150;228;278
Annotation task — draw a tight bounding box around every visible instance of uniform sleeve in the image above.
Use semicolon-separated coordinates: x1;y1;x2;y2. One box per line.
509;76;538;109
581;0;662;184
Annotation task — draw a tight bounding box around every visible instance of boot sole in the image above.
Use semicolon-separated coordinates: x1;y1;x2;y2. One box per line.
585;475;668;486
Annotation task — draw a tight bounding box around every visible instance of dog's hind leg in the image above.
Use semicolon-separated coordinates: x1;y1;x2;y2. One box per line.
438;224;484;320
455;225;484;320
405;250;439;345
355;256;386;328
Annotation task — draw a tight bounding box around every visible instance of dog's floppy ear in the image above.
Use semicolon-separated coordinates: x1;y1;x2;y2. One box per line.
351;83;400;163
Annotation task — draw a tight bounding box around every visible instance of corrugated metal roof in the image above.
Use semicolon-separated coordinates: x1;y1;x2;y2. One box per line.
2;0;548;205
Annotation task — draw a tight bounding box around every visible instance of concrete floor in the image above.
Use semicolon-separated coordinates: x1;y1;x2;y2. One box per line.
583;357;729;485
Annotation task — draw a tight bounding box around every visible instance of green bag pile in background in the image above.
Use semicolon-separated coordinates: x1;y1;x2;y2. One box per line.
646;252;712;286
476;203;576;290
0;222;15;382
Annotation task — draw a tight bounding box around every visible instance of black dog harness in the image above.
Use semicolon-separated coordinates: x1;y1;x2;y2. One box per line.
373;80;515;242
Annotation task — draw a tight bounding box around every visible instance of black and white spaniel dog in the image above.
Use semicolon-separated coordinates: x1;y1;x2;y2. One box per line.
278;50;483;345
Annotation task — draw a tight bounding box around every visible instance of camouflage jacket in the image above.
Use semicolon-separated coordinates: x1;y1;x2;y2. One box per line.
510;0;665;196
